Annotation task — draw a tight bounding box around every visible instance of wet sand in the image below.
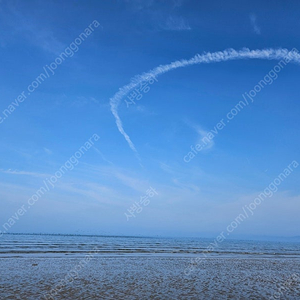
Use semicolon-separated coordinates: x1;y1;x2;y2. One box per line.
1;256;300;299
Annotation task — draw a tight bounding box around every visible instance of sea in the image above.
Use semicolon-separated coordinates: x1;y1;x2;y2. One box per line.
1;233;300;258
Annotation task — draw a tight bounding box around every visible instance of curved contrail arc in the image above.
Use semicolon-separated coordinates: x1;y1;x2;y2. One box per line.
110;48;300;155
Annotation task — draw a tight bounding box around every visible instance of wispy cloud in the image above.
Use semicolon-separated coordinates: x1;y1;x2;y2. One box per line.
53;181;121;205
195;126;215;150
172;0;185;8
125;0;184;11
0;169;50;178
161;16;191;31
250;13;261;35
0;1;64;54
184;119;215;150
43;148;53;155
109;48;300;158
125;0;155;11
93;146;114;165
72;96;100;107
0;163;151;206
126;0;185;11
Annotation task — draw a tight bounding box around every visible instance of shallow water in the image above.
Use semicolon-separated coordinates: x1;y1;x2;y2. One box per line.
1;256;300;299
1;234;300;299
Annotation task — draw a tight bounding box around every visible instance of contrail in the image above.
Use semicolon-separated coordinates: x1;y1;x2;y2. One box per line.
110;48;299;155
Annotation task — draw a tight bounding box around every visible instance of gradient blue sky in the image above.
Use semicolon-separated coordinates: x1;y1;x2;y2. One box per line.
0;0;299;238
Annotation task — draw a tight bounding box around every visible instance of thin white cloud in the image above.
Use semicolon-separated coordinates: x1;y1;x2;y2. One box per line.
90;97;99;104
125;0;155;11
250;13;261;35
109;48;300;158
113;172;150;193
93;146;114;165
161;16;191;31
43;148;52;155
72;163;150;193
0;2;64;54
54;181;121;205
0;169;50;178
126;0;184;10
172;0;185;8
72;96;101;107
195;127;215;150
185;119;215;150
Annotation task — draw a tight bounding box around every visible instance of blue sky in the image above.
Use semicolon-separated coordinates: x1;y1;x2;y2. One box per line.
0;0;300;238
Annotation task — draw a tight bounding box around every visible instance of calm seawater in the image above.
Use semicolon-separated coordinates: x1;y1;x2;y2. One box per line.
1;233;300;258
